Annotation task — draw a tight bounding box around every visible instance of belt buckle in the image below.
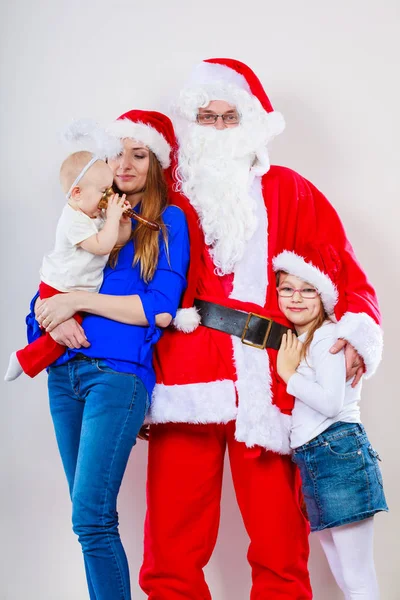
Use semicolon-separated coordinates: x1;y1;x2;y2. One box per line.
241;312;272;350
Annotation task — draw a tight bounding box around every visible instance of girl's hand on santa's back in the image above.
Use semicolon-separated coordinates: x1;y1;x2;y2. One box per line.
277;330;303;384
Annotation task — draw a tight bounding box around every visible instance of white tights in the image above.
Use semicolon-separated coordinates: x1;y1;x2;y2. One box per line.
316;518;379;599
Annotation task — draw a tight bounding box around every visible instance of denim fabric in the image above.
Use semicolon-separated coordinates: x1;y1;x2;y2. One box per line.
293;421;388;532
48;357;148;600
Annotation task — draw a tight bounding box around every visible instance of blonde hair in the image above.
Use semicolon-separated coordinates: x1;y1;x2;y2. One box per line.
276;271;329;360
59;151;94;194
109;151;169;283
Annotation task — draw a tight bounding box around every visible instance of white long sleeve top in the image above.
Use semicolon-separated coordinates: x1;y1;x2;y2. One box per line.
288;321;362;449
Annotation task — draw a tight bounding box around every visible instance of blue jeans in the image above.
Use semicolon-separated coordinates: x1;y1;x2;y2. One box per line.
48;357;148;600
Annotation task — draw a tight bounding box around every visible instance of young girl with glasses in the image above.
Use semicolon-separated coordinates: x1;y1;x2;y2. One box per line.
273;248;387;600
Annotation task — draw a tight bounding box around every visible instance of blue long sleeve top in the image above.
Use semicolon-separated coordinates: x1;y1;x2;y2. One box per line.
26;206;190;398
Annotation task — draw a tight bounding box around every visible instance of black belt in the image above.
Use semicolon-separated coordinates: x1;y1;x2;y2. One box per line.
72;353;92;361
194;299;292;351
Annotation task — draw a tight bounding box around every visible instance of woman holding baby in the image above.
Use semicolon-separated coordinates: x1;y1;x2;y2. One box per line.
29;110;190;600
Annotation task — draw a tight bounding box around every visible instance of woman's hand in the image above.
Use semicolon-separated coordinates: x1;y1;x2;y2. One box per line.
34;297;46;324
116;209;133;246
49;318;90;349
36;293;81;332
277;330;303;384
120;200;132;224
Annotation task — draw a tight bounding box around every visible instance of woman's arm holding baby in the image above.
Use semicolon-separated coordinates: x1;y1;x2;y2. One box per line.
34;298;90;349
37;207;189;333
37;290;172;329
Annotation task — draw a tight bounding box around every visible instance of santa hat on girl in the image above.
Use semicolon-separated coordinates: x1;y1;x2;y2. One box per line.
273;244;341;315
106;109;176;170
174;58;285;144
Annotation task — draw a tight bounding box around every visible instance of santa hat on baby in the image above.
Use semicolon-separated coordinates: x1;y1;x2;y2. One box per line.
107;109;176;170
174;58;285;171
273;244;342;315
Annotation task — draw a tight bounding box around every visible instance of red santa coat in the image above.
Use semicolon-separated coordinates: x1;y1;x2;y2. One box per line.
149;166;382;454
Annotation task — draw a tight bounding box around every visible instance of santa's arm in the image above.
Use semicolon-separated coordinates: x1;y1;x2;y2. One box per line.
304;180;383;377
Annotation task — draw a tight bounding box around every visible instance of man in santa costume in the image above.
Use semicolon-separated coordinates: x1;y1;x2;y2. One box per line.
139;58;383;599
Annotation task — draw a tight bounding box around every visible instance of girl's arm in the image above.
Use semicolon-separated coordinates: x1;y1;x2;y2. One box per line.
286;334;347;418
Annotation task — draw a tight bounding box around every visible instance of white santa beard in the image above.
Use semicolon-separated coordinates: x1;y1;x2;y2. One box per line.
177;125;259;275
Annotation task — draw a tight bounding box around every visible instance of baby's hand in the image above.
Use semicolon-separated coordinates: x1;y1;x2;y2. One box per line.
120;200;132;225
277;330;303;384
106;194;127;221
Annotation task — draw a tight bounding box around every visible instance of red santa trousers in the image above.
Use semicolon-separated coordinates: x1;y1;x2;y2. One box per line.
16;282;82;377
140;421;312;599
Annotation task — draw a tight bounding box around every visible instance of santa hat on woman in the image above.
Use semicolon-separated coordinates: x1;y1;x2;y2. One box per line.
272;244;341;315
106;109;176;170
63;110;176;171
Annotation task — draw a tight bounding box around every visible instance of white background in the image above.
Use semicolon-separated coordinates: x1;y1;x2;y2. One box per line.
1;1;399;598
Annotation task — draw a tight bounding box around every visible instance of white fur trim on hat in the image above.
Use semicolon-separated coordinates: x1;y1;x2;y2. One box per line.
336;312;383;378
173;67;285;167
187;62;252;94
106;120;171;168
173;307;201;333
273;250;338;314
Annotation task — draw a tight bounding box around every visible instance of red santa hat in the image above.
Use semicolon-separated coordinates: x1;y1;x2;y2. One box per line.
174;57;285;141
106;109;175;169
273;245;341;315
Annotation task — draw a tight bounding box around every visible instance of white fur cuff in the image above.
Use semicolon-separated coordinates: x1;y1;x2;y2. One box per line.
336;312;383;378
173;307;201;333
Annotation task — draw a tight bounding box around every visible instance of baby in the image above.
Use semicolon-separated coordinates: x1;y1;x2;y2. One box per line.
5;150;131;381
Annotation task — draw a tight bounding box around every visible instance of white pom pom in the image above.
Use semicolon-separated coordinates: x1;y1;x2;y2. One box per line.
173;307;201;333
92;128;122;160
61;119;122;159
266;111;285;139
62;118;99;144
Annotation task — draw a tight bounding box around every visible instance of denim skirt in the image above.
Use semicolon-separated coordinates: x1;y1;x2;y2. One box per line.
292;421;388;532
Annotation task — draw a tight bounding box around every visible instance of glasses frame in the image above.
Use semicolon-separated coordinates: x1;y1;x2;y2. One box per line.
276;286;319;299
196;112;241;125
